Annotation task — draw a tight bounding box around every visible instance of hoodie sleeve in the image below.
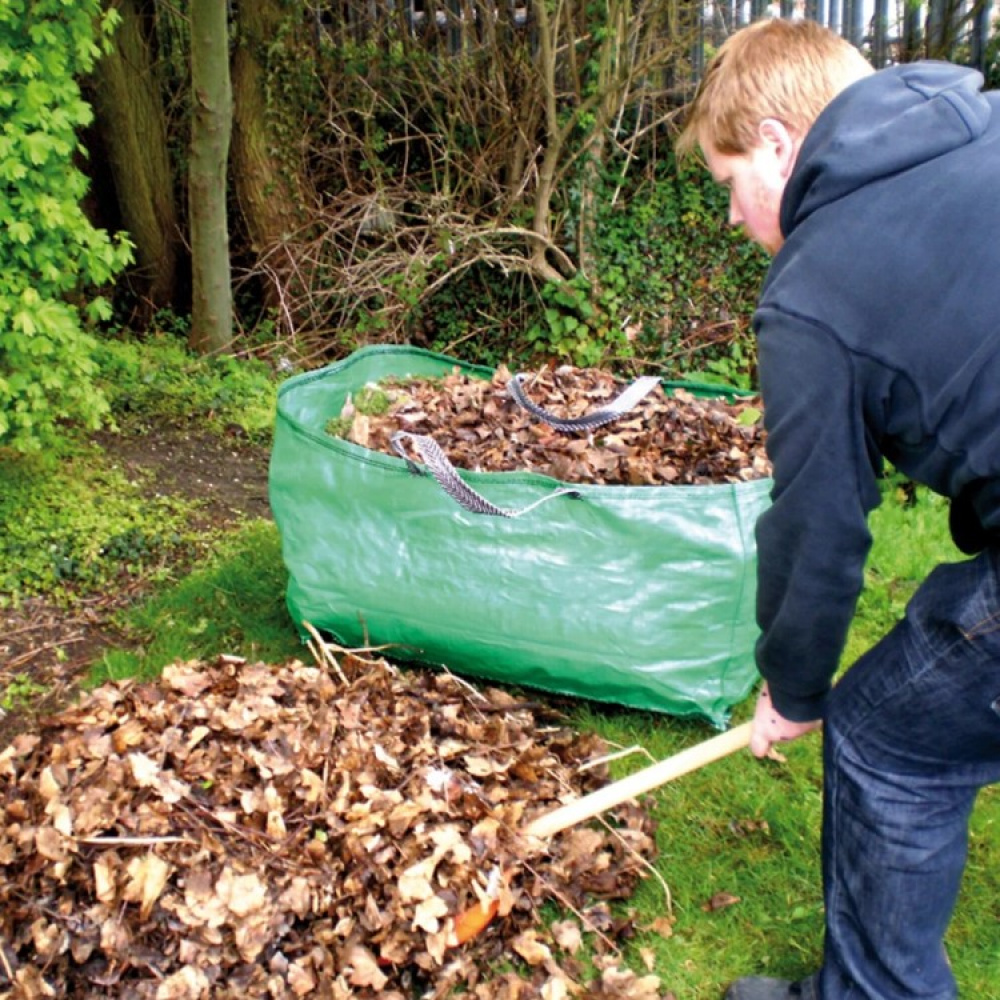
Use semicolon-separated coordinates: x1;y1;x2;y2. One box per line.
753;307;883;721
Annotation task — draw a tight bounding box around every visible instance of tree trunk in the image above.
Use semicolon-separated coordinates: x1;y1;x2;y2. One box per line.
188;0;233;354
230;0;310;275
90;0;181;318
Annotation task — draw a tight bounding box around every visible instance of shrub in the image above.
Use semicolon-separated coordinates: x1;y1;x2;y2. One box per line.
0;1;132;453
420;155;769;383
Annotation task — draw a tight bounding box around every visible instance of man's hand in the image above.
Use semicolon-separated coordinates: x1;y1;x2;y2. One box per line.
750;683;822;758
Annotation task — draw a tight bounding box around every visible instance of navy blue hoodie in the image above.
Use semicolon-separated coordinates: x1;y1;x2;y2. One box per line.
752;63;1000;722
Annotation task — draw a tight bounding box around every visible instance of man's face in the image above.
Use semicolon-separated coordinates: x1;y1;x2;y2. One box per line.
702;121;796;256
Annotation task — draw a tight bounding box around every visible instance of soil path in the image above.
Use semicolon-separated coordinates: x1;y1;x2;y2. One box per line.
0;428;272;746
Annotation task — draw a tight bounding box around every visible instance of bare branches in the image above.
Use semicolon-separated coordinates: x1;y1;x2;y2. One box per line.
240;0;700;353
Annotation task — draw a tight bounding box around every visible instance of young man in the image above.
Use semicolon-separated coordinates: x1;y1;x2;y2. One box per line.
677;18;1000;1000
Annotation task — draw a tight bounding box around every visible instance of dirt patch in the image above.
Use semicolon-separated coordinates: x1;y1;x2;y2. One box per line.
96;427;273;524
0;428;273;748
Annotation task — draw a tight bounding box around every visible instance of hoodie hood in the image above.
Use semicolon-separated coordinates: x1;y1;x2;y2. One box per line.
781;62;991;235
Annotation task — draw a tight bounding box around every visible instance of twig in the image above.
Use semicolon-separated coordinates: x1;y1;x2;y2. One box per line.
302;620;349;685
75;835;193;847
434;662;491;704
301;620;400;685
596;811;673;916
0;935;15;982
5;635;87;670
576;744;656;773
518;855;622;954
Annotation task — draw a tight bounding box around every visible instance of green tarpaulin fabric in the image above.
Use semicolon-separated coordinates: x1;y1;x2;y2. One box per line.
269;345;772;727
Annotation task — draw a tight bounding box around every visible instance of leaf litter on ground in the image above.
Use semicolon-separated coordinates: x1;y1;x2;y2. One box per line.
0;642;676;999
329;365;771;486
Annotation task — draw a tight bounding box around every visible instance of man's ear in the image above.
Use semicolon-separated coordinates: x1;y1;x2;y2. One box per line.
758;118;800;179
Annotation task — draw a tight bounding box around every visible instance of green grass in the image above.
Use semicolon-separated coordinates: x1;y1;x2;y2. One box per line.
87;521;300;685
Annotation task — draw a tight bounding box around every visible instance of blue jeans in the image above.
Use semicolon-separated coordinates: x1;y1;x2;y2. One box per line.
819;546;1000;1000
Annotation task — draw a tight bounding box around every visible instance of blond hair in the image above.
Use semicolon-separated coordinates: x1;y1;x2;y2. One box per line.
676;19;873;158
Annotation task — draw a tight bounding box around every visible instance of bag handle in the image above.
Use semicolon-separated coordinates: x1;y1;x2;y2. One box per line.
391;431;580;518
507;373;661;432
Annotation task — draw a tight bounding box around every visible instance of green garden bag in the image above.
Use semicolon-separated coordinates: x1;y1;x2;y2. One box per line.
269;345;772;727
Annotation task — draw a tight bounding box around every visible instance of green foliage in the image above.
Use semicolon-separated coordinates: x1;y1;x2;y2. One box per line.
0;331;280;608
685;338;758;392
985;16;1000;89
583;156;768;379
425;157;769;378
415;264;541;369
0;334;277;602
89;522;298;686
324;382;395;437
0;446;195;606
1;674;48;711
0;1;133;452
93;329;279;440
525;274;620;367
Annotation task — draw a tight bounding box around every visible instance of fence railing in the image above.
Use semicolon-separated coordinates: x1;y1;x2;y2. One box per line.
323;0;998;76
698;0;997;70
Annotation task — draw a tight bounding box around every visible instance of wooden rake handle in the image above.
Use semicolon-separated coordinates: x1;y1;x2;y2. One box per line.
523;721;753;840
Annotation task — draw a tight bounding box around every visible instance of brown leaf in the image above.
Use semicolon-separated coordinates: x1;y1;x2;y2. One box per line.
122;853;172;920
702;891;742;912
329;367;770;487
551;919;583;954
341;942;389;990
643;916;675;939
216;868;269;918
154;966;211;1000
397;854;439;903
33;827;69;863
512;929;554;966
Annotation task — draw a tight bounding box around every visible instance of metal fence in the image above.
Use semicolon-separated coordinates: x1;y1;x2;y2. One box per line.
325;0;998;75
696;0;998;73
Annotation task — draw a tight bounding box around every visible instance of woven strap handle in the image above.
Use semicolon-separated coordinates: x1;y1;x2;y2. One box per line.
391;431;580;518
507;373;661;432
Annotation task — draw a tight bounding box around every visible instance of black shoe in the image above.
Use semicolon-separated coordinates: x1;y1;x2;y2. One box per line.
723;975;818;1000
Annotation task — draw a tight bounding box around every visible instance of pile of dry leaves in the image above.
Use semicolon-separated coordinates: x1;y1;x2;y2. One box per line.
0;641;676;999
335;366;771;486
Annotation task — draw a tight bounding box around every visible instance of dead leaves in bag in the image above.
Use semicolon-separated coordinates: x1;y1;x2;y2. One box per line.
0;651;672;998
333;365;770;485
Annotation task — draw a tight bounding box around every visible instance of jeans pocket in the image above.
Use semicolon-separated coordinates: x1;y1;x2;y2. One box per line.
961;609;1000;640
907;550;1000;661
956;556;1000;639
949;549;1000;640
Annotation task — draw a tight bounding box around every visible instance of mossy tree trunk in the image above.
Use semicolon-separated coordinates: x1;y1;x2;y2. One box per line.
90;0;180;318
231;0;311;309
188;0;233;354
